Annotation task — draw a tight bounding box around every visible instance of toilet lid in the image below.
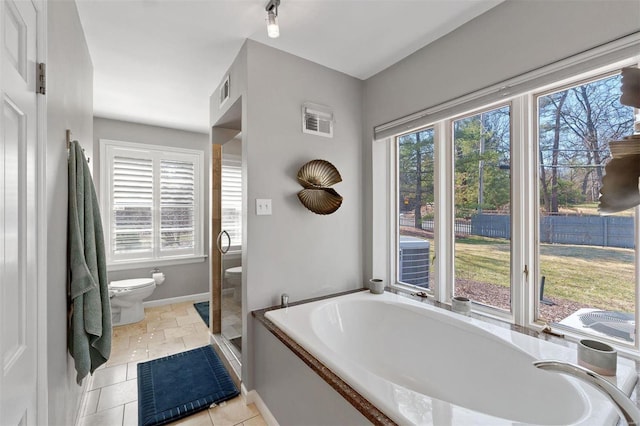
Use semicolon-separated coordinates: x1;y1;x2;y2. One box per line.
109;278;155;289
225;266;242;275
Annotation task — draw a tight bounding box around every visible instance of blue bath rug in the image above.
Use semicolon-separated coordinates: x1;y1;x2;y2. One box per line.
137;345;239;426
194;301;209;327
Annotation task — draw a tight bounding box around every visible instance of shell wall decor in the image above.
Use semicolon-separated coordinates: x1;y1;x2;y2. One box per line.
296;159;343;215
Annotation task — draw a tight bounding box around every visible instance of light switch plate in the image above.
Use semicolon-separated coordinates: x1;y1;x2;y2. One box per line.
256;198;272;215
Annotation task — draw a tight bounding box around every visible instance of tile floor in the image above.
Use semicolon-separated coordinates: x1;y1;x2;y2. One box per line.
78;301;265;426
221;290;242;352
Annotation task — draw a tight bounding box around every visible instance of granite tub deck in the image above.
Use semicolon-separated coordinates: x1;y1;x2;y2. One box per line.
253;289;638;425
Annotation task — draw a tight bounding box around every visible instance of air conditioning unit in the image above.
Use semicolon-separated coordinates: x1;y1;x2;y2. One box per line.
559;308;634;342
399;236;430;288
302;103;333;138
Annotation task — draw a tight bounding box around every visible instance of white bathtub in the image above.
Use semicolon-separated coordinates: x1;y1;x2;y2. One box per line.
265;291;638;425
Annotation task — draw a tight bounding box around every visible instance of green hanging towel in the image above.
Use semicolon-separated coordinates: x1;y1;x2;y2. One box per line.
67;140;112;384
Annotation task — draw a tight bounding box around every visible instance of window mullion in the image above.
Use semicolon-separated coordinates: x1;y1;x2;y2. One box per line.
153;154;161;259
389;137;397;288
523;93;539;328
635;205;640;352
511;96;528;326
434;120;451;303
195;156;202;255
104;146;114;263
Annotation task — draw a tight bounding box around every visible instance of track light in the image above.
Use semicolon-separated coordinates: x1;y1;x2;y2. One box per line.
265;0;280;38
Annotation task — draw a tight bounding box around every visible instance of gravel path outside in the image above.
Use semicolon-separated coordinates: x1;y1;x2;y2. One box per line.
454;279;590;323
400;226;591;323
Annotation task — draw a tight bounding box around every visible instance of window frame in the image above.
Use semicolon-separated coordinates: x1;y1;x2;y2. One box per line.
448;101;518;320
377;57;640;356
100;139;205;269
530;68;640;350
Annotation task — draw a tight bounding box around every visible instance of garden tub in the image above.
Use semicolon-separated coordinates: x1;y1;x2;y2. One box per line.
265;291;638;425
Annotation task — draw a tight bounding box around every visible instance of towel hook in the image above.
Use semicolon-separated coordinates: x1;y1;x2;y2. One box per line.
66;129;90;163
66;129;72;150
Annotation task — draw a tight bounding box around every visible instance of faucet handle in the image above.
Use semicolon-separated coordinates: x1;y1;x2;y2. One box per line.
281;293;289;308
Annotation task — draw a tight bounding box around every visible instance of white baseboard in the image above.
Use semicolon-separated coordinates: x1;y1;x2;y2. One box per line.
243;387;279;426
143;292;209;308
74;374;92;426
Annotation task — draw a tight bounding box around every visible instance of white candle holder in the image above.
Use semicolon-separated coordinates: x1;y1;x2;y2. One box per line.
451;296;472;316
369;278;384;294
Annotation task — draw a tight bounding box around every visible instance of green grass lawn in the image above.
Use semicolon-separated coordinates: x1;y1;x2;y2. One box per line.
454;235;635;311
559;202;634;217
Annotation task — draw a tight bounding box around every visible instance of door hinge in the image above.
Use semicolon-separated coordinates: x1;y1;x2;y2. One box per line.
37;63;46;95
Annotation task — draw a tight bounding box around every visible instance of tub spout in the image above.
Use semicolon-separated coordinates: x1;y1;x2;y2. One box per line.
534;360;640;425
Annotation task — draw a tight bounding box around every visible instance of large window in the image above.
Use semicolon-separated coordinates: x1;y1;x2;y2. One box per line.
389;61;639;350
101;140;204;266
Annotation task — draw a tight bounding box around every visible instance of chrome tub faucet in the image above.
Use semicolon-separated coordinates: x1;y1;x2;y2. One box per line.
534;360;640;425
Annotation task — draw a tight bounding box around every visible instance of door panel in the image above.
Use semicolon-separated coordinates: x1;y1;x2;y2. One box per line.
211;144;222;334
1;0;39;424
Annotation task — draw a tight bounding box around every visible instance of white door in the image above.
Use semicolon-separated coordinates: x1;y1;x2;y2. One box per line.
0;0;40;424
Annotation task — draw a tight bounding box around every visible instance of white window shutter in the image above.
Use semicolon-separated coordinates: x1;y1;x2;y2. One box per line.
160;159;196;253
111;155;154;256
102;139;204;266
221;161;242;248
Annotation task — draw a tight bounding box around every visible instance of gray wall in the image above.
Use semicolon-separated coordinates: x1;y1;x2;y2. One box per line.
223;136;242;157
244;40;364;311
210;43;246;130
46;1;94;424
362;0;640;283
93;117;211;301
254;324;369;425
211;40;364;389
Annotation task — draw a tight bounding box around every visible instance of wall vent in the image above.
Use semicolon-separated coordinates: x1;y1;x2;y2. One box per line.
302;103;333;138
219;75;230;106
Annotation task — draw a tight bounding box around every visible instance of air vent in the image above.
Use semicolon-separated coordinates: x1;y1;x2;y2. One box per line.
219;75;230;106
302;103;333;138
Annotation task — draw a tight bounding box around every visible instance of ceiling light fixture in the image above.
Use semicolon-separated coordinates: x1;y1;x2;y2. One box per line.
265;0;280;38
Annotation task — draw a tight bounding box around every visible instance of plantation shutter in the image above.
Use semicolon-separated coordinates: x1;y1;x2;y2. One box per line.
221;161;242;248
160;159;196;253
102;140;204;265
111;155;154;257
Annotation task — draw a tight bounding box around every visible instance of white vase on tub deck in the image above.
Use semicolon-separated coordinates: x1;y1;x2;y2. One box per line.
266;291;638;425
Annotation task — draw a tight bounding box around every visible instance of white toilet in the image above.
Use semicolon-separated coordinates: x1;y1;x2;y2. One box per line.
224;266;242;303
109;273;165;326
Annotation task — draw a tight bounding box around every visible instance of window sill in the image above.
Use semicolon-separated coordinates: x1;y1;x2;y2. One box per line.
107;255;208;272
389;284;640;360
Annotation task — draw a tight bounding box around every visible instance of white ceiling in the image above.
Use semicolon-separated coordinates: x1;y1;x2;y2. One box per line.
76;0;503;134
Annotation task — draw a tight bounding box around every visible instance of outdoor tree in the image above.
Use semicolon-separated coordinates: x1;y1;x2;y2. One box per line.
398;129;434;229
454;106;511;216
538;74;634;213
